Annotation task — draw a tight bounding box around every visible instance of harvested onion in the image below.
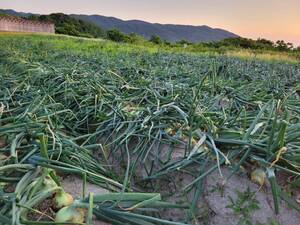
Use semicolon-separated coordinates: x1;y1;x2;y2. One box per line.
43;176;58;189
0;137;6;148
55;206;85;224
0;154;7;162
53;191;74;209
251;168;266;186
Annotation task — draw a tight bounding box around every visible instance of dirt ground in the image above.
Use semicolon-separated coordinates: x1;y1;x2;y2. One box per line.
61;175;110;225
205;168;300;225
62;167;300;225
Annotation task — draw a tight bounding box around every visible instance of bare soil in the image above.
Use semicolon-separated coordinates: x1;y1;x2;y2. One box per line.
60;142;300;225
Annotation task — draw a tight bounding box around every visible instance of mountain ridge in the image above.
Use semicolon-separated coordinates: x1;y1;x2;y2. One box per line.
0;9;239;43
71;13;239;42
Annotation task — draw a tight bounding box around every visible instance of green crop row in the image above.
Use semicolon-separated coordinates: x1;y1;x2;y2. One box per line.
0;34;300;224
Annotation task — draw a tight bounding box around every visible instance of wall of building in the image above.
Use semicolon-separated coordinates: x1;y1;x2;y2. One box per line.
0;17;55;34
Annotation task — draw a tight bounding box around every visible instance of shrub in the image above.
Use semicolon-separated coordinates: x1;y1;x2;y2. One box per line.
149;35;162;45
106;29;129;42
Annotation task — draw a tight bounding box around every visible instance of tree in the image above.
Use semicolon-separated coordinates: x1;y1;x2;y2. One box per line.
219;38;255;49
149;35;162;45
106;29;128;42
28;13;105;38
127;33;144;44
28;15;40;21
176;39;191;45
256;38;274;47
275;40;291;51
163;40;172;46
287;42;294;50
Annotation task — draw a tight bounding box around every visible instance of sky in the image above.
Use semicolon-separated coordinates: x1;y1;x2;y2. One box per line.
1;0;299;46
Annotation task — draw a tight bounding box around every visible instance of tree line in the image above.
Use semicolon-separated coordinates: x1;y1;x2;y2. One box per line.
25;13;299;53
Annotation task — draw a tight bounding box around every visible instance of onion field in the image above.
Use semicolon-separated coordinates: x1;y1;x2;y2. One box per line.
0;34;300;225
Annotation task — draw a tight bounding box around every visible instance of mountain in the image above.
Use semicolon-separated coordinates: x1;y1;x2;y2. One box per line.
0;9;33;18
0;9;238;43
71;14;238;43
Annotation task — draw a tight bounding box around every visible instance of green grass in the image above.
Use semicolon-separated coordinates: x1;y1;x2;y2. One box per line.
0;33;300;224
1;32;299;63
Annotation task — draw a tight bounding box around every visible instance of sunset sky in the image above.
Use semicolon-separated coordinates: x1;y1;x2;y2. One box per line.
1;0;299;46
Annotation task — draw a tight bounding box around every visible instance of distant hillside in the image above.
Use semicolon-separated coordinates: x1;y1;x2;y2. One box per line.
0;9;238;43
0;9;33;17
71;14;239;43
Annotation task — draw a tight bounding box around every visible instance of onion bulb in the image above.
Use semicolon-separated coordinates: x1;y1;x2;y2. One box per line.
43;176;58;189
0;154;7;166
0;136;6;148
55;206;85;224
251;168;266;186
53;191;74;210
